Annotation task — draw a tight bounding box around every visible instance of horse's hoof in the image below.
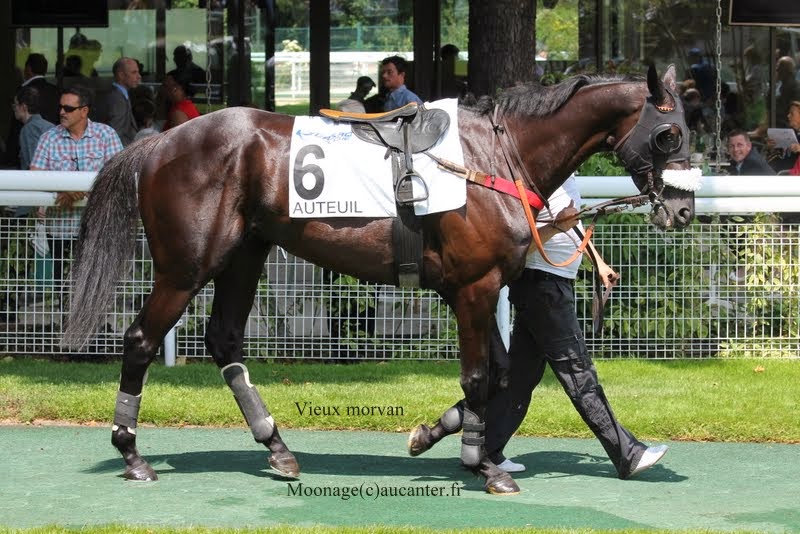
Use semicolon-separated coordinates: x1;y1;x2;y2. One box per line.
484;472;520;495
407;424;433;456
269;451;300;479
123;461;158;482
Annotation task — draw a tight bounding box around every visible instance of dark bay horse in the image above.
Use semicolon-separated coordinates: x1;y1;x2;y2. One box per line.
63;64;695;494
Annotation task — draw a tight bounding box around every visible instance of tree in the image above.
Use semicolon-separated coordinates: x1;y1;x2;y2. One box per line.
468;0;537;97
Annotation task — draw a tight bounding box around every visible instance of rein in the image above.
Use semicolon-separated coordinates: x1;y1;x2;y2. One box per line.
492;110;593;267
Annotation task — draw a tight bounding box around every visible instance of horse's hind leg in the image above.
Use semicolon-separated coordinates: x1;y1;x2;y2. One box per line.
112;280;196;481
205;239;299;479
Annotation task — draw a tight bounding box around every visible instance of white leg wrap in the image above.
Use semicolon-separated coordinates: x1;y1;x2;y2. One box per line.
221;363;275;443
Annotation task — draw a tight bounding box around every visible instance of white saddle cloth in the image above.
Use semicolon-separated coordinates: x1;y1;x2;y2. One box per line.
288;98;466;218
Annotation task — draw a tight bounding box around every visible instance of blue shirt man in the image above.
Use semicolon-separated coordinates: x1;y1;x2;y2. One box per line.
13;85;55;170
380;55;423;111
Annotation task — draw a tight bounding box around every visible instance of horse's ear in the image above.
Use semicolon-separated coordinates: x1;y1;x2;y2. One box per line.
647;63;664;101
661;64;678;93
647;63;677;110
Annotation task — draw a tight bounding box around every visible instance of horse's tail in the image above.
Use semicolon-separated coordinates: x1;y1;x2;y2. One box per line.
61;136;161;349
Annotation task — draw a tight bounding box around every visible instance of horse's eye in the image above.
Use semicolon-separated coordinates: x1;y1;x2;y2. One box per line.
650;124;682;155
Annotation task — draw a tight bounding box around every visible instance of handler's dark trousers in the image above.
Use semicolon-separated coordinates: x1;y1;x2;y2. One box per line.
485;268;646;479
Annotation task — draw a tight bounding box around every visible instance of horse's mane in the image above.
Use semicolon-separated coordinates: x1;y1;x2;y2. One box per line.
463;74;644;118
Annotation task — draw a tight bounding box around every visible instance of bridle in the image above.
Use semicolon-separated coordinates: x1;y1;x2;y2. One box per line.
612;84;690;210
490;84;689;268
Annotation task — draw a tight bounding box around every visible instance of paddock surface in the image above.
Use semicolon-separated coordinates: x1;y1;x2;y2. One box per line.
0;425;797;532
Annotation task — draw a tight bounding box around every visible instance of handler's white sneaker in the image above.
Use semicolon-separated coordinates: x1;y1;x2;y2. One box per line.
496;458;526;473
628;445;668;478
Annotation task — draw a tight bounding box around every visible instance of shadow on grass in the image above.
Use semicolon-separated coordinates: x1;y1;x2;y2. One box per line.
85;448;683;485
511;450;687;483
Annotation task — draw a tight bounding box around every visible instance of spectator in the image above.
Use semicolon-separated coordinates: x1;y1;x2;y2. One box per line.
683;87;711;135
132;98;159;141
767;99;800;173
62;55;87;79
786;102;800;176
21;54;60;124
4;53;59;168
12;86;54;170
775;56;800;130
725;129;774;175
440;44;464;98
29;85;123;287
743;45;766;102
65;33;102;77
171;45;207;85
687;48;715;102
162;72;200;131
380;55;423;111
10;86;54;218
336;76;375;113
719;82;742;133
105;57;142;146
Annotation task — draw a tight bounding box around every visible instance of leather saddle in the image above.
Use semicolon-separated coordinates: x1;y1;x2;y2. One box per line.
319;103;450;155
320;103;450;205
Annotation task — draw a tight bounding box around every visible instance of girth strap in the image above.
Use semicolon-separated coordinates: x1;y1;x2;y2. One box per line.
392;205;424;288
391;153;425;288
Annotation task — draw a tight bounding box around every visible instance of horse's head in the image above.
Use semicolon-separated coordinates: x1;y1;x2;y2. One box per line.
613;64;699;229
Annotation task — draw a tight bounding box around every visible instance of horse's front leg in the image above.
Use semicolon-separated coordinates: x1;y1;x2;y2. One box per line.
450;281;520;495
408;323;508;455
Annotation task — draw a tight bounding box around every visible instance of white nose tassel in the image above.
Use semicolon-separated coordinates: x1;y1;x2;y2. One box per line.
662;167;703;192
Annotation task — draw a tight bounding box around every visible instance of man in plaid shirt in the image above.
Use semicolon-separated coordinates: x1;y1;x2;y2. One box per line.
30;84;123;286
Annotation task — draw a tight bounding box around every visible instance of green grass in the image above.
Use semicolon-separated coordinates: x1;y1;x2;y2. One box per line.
0;527;743;534
1;358;792;534
1;358;798;443
276;102;311;116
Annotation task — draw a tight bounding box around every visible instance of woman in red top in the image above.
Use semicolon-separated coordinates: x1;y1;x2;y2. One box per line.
162;72;200;131
787;101;800;175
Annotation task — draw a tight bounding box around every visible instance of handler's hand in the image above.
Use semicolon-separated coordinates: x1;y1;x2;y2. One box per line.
552;201;580;232
55;191;87;209
597;262;620;291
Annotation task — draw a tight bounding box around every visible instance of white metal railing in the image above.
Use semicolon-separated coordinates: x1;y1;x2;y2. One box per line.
1;171;798;362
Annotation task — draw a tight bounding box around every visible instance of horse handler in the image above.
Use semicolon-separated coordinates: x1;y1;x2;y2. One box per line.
410;175;668;481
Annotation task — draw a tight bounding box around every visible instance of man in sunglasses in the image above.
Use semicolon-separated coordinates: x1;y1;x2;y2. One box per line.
29;85;122;295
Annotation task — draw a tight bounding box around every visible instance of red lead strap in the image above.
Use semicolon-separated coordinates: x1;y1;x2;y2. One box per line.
481;174;544;210
425;152;545;209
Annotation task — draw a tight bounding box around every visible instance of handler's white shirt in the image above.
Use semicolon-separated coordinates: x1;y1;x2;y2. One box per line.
526;175;584;279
